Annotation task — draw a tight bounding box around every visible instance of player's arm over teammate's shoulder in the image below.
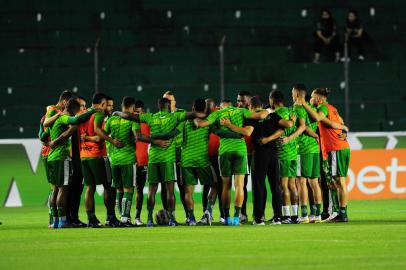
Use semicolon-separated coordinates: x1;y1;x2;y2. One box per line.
43;109;61;128
299;100;348;131
219;118;254;136
64;108;97;125
259;128;284;145
210;126;243;138
49;126;78;148
94;111;124;148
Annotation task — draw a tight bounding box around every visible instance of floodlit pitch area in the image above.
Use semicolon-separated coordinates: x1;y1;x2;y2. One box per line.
0;200;405;270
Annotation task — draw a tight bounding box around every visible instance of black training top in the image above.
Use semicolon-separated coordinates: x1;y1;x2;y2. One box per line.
245;112;282;151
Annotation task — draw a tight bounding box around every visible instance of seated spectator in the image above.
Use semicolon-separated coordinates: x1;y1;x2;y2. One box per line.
313;9;341;63
345;9;365;61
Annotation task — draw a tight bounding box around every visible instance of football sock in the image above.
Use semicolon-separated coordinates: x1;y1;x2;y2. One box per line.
121;192;134;222
147;208;154;221
187;209;195;220
52;207;58;225
223;208;230;218
311;204;317;216
291;204;298;217
301;205;308;217
86;211;96;222
48;191;53;225
116;192;123;214
331;189;340;213
282;205;291;218
315;204;322;216
233;207;241;218
339;206;348;218
57;207;66;223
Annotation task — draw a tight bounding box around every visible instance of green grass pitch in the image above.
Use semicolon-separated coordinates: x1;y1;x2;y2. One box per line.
1;200;406;270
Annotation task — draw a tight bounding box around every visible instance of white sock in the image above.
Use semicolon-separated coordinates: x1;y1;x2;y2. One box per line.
291;205;298;216
282;206;291;217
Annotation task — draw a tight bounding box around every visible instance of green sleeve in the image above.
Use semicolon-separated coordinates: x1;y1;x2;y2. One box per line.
212;128;243;139
93;111;105;126
65;109;96;125
241;108;253;119
175;111;186;122
317;104;329;117
132;122;140;133
104;118;111;134
295;106;307;120
139;113;152;124
45;108;57;119
39;123;50;141
207;111;218;125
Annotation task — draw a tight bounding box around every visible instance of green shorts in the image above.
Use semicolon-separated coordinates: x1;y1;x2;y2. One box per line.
279;159;297;178
328;148;350;177
48;158;72;187
147;162;177;184
297;153;320;178
181;166;214;186
112;164;136;189
42;156;51;184
82;157;108;186
219;151;248;177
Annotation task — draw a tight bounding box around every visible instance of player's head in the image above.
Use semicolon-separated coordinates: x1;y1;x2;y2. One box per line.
237;91;252;108
192;98;207;113
205;98;217;114
292;83;307;103
320;9;332;20
65;98;81;116
311;88;331;106
249;96;263;110
348;9;358;22
58;90;74;109
269;90;284;108
135;99;145;113
105;95;114;115
92;93;107;111
77;96;86;111
121;96;136;113
220;99;232;109
163;91;176;112
158;97;171;112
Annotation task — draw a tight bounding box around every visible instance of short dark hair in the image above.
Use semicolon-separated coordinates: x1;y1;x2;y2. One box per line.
238;91;251;97
105;95;113;101
250;96;262;108
269;90;284;103
59;90;74;102
92;93;107;104
66;99;80;115
135;99;145;109
193;98;206;113
158;97;171;110
77;96;86;102
293;83;307;97
122;96;136;108
314;88;331;97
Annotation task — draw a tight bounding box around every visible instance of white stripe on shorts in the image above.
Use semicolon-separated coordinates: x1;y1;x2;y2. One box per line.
330;151;338;176
173;162;177;181
218;156;223;177
296;155;301;177
133;164;137;186
63;158;70;186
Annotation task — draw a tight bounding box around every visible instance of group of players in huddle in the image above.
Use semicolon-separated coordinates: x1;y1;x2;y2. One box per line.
39;84;350;228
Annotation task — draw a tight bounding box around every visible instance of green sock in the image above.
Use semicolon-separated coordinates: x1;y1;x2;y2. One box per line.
147;208;154;221
301;205;308;217
121;192;134;219
316;204;322;216
187;209;195;219
48;191;53;225
234;207;241;218
223;208;230;218
207;201;214;214
339;206;347;218
331;189;340;213
116;192;123;214
310;204;317;216
168;209;175;220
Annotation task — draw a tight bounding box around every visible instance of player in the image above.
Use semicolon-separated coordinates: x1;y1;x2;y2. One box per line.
236;91;253;223
298;88;350;222
46;99;96;228
271;89;304;224
104;96;139;227
79;93;122;228
194;100;273;225
114;97;206;226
